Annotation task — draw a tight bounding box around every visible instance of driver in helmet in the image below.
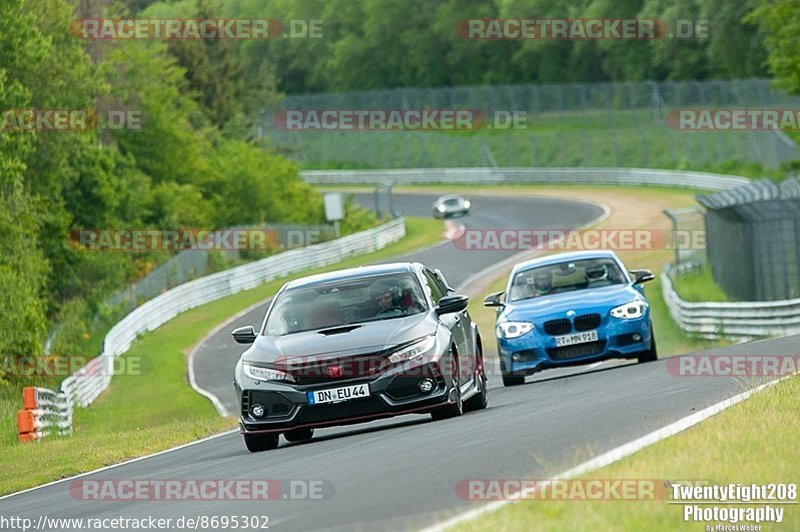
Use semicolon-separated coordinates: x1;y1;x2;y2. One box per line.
532;270;553;296
369;279;401;316
586;263;609;285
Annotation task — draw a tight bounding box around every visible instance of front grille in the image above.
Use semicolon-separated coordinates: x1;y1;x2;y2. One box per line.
241;390;250;417
574;313;601;331
544;318;572;336
289;353;387;385
297;397;386;424
547;340;606;360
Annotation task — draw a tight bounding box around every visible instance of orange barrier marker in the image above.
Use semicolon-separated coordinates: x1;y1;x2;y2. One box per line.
18;387;40;443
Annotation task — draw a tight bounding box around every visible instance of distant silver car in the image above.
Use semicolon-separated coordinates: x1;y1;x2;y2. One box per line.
432;194;471;219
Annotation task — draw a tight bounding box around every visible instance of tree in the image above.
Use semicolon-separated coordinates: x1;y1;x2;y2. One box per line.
747;0;800;93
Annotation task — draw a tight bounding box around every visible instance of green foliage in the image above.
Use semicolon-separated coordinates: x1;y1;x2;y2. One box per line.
207;139;324;226
0;0;336;367
747;0;800;94
670;264;730;302
339;196;379;235
202;0;769;93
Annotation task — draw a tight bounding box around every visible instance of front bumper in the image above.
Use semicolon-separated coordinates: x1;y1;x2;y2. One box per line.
433;208;468;219
237;361;453;434
498;314;652;376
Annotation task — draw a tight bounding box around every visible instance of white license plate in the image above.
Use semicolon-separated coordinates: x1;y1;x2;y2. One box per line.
307;383;370;405
554;330;599;347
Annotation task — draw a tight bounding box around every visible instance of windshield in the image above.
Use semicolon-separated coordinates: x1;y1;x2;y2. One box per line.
264;273;427;336
509;258;627;302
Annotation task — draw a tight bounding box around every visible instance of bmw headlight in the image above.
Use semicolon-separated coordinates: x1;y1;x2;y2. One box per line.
243;363;294;383
436;204;446;212
388;335;437;364
463;200;471;209
610;301;648;319
496;321;534;339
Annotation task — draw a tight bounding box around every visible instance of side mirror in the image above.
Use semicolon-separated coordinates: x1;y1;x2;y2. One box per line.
483;291;505;307
630;269;655;284
231;325;257;344
436;294;469;315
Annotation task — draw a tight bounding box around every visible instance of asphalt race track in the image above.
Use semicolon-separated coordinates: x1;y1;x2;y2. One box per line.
2;193;794;531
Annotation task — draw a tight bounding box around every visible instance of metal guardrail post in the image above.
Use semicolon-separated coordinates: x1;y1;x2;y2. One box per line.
20;219;407;442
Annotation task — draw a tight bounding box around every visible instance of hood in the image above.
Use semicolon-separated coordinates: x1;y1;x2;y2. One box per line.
502;284;643;321
242;311;437;365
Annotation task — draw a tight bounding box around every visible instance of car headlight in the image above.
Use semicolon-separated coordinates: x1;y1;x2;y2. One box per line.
388;335;437;364
463;200;471;209
436;204;446;212
496;321;534;339
243;363;294;383
610;301;648;319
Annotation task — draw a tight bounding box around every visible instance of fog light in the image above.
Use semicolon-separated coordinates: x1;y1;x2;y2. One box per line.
512;353;522;361
250;403;266;418
418;378;434;393
632;333;642;342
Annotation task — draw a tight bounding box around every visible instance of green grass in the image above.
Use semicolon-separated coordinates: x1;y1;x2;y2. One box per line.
458;375;800;531
286;123;788;179
671;265;730;302
0;217;443;496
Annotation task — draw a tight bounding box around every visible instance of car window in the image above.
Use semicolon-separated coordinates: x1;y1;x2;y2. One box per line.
264;273;427;335
422;270;447;304
509;258;627;302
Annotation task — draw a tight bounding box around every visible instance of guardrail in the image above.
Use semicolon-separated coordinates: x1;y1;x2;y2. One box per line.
661;265;800;340
300;167;750;191
303;167;800;341
19;218;406;440
17;387;72;442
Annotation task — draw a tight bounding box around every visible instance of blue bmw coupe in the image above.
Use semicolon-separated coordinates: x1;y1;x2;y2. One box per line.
485;250;657;386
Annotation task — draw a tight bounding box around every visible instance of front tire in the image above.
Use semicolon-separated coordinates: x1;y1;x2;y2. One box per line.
464;351;488;412
431;352;463;420
502;374;525;387
243;432;279;452
283;428;314;443
637;335;658;363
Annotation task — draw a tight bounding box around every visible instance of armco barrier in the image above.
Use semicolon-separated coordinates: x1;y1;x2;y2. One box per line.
18;218;405;441
661;266;800;340
300;167;750;191
17;387;72;442
301;167;797;341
